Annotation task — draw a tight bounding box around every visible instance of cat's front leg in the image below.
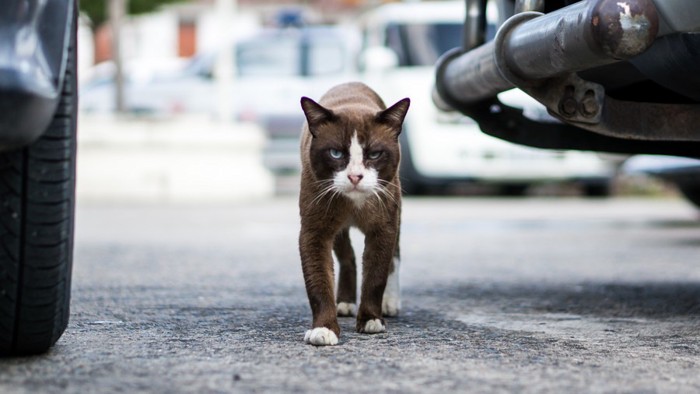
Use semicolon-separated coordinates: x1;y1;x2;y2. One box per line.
356;228;397;334
299;230;340;346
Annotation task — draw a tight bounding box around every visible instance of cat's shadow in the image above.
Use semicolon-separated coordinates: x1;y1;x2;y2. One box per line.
424;281;700;319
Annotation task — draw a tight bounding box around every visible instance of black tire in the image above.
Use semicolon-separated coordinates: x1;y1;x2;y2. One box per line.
677;184;700;209
498;184;529;196
582;182;612;198
0;15;77;356
399;129;430;196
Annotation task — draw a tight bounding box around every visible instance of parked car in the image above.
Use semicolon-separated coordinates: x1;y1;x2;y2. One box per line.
194;25;358;173
80;25;358;174
623;156;700;209
0;0;78;355
356;1;617;195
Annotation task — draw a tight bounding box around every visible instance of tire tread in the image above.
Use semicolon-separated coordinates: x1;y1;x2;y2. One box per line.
0;3;77;356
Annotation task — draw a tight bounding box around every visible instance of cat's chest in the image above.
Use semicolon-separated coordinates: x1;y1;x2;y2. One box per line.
342;202;395;232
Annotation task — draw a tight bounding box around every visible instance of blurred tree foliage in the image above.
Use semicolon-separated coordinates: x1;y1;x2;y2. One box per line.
81;0;186;28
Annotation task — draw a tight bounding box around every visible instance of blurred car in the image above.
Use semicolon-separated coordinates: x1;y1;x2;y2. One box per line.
194;25;358;173
80;24;358;173
0;0;78;355
623;156;700;209
356;1;617;195
79;57;188;86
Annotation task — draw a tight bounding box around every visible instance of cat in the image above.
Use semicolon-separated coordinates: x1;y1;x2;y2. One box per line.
298;82;410;346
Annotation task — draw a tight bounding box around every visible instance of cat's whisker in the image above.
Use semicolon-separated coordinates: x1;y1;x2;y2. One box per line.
374;183;399;209
306;178;341;213
377;180;395;192
309;182;338;208
324;188;343;217
312;179;334;187
370;189;387;213
377;179;400;192
319;188;339;208
308;187;330;207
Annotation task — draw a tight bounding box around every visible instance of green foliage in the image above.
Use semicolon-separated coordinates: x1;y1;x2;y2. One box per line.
80;0;186;28
80;1;106;27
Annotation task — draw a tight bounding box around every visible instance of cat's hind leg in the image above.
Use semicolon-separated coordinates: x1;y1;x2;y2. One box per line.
382;256;401;317
382;220;401;317
334;228;357;317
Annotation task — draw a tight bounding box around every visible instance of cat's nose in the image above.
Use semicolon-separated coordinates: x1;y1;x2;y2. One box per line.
348;174;363;185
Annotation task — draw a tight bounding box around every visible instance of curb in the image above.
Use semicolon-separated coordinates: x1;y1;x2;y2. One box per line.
77;115;275;203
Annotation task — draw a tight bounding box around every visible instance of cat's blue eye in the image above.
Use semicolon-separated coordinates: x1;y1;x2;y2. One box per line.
368;151;383;160
329;149;343;159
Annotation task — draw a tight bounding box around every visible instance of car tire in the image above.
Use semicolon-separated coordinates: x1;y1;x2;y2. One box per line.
399;128;432;195
498;184;529;196
0;15;77;356
677;184;700;209
582;182;612;198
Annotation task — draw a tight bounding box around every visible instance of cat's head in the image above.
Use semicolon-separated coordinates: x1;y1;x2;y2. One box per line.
301;96;410;205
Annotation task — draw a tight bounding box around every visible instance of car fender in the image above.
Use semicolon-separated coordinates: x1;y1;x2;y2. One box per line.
0;0;75;150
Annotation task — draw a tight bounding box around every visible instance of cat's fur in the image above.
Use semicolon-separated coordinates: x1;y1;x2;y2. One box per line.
298;82;409;346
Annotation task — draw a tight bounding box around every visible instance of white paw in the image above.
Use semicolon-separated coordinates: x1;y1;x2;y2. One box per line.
304;327;338;346
382;296;401;317
362;319;386;334
337;302;356;316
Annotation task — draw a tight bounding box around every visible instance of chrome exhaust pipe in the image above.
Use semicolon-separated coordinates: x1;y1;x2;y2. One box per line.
435;0;659;109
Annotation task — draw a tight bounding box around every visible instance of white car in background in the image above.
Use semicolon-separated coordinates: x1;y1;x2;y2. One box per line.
356;1;617;195
80;24;357;174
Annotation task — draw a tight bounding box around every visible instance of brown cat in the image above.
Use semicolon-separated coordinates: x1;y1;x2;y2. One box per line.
298;82;409;346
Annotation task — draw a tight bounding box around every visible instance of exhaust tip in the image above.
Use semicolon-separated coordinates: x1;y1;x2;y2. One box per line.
590;0;659;59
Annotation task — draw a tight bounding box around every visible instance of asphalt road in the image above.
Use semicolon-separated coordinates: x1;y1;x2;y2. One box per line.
2;196;700;393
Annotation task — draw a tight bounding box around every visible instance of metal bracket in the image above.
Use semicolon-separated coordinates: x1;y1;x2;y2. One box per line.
455;97;700;157
522;74;606;125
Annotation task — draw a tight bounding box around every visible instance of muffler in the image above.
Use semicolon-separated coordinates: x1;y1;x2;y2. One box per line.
434;0;660;109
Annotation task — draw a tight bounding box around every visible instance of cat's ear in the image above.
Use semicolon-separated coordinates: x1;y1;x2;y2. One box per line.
301;97;336;135
376;98;410;134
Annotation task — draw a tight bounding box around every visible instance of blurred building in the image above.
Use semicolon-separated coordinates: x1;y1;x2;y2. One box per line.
87;0;397;66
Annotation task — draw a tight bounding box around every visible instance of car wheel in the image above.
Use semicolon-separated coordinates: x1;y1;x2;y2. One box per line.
0;16;77;356
677;184;700;209
498;184;529;196
399;127;430;195
582;182;612;198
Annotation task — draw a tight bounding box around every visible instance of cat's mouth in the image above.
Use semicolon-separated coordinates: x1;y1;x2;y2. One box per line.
342;185;371;200
344;185;367;194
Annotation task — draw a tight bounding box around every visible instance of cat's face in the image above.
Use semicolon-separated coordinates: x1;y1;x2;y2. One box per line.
301;97;410;205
